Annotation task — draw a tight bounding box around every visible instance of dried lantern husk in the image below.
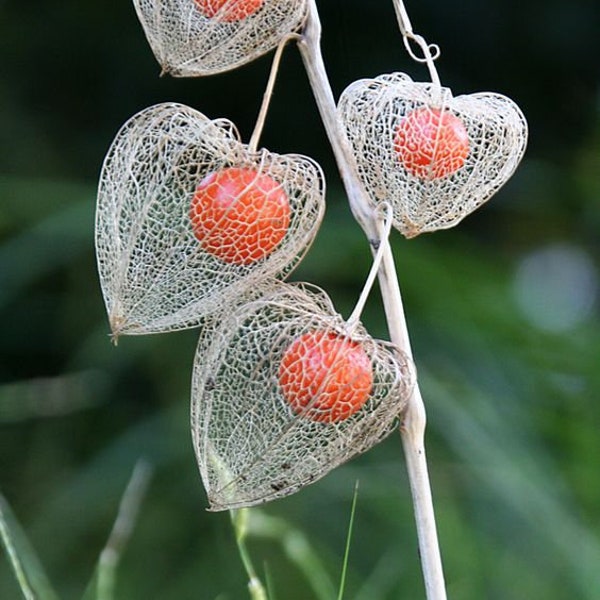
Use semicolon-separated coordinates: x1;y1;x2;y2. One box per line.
337;72;528;238
95;103;325;336
133;0;307;77
191;282;414;510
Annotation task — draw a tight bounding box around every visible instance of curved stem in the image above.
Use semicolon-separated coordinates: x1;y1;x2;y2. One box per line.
392;0;442;88
297;2;447;598
346;203;393;329
248;34;300;153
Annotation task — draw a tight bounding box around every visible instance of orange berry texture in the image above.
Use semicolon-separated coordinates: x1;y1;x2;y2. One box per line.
193;0;264;22
278;330;374;424
393;107;469;180
190;167;291;266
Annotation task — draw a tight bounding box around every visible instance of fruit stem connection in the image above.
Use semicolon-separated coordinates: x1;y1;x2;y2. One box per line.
297;2;447;599
249;33;301;154
346;202;393;330
391;0;442;89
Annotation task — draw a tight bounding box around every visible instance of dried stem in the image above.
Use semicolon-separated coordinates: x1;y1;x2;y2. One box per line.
346;203;392;329
391;0;442;88
297;1;447;598
249;33;301;153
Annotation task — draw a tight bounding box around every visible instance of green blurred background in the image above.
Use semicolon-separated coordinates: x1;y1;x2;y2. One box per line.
1;0;599;598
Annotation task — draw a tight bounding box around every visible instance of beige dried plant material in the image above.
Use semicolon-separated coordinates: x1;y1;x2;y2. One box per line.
95;103;325;337
337;72;528;238
191;282;414;510
133;0;307;76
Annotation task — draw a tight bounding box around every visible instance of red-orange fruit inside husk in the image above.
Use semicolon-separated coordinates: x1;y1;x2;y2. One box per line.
190;167;290;265
393;107;469;179
193;0;264;22
278;330;374;423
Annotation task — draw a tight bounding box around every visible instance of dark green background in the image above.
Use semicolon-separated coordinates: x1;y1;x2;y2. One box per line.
1;1;599;598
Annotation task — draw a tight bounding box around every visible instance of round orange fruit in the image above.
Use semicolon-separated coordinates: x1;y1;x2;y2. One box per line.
393;107;469;180
278;330;373;423
193;0;264;22
190;167;290;265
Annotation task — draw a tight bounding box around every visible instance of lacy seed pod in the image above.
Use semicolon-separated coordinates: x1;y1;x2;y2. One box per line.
95;103;325;336
133;0;307;76
191;282;414;510
338;72;528;238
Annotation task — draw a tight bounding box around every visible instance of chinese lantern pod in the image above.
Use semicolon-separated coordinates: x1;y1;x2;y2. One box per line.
133;0;307;77
337;72;528;238
95;103;325;336
191;282;414;511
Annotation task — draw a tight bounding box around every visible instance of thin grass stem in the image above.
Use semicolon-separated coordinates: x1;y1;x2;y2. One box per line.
96;460;153;600
231;509;269;600
246;510;337;600
337;481;360;600
0;494;60;600
0;500;37;600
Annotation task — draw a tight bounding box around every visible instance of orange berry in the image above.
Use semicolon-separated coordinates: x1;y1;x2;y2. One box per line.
278;330;373;423
190;167;290;265
193;0;264;22
393;107;469;180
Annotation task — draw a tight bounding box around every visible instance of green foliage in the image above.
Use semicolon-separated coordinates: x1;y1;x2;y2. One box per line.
2;1;600;599
0;494;60;600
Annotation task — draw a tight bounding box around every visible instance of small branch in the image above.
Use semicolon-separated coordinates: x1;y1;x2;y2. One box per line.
391;0;442;87
346;203;393;329
297;1;447;598
249;34;300;153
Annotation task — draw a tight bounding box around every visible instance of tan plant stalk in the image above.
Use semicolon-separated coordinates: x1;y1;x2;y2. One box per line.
297;1;447;598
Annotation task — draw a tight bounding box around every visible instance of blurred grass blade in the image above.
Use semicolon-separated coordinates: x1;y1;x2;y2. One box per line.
353;548;402;600
426;371;600;599
0;494;60;600
231;509;268;600
246;509;336;600
82;460;153;600
0;370;107;423
264;563;277;600
337;481;359;600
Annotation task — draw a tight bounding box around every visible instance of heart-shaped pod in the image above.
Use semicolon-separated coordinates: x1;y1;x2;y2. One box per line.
95;103;324;336
191;282;413;510
337;73;528;238
133;0;307;76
